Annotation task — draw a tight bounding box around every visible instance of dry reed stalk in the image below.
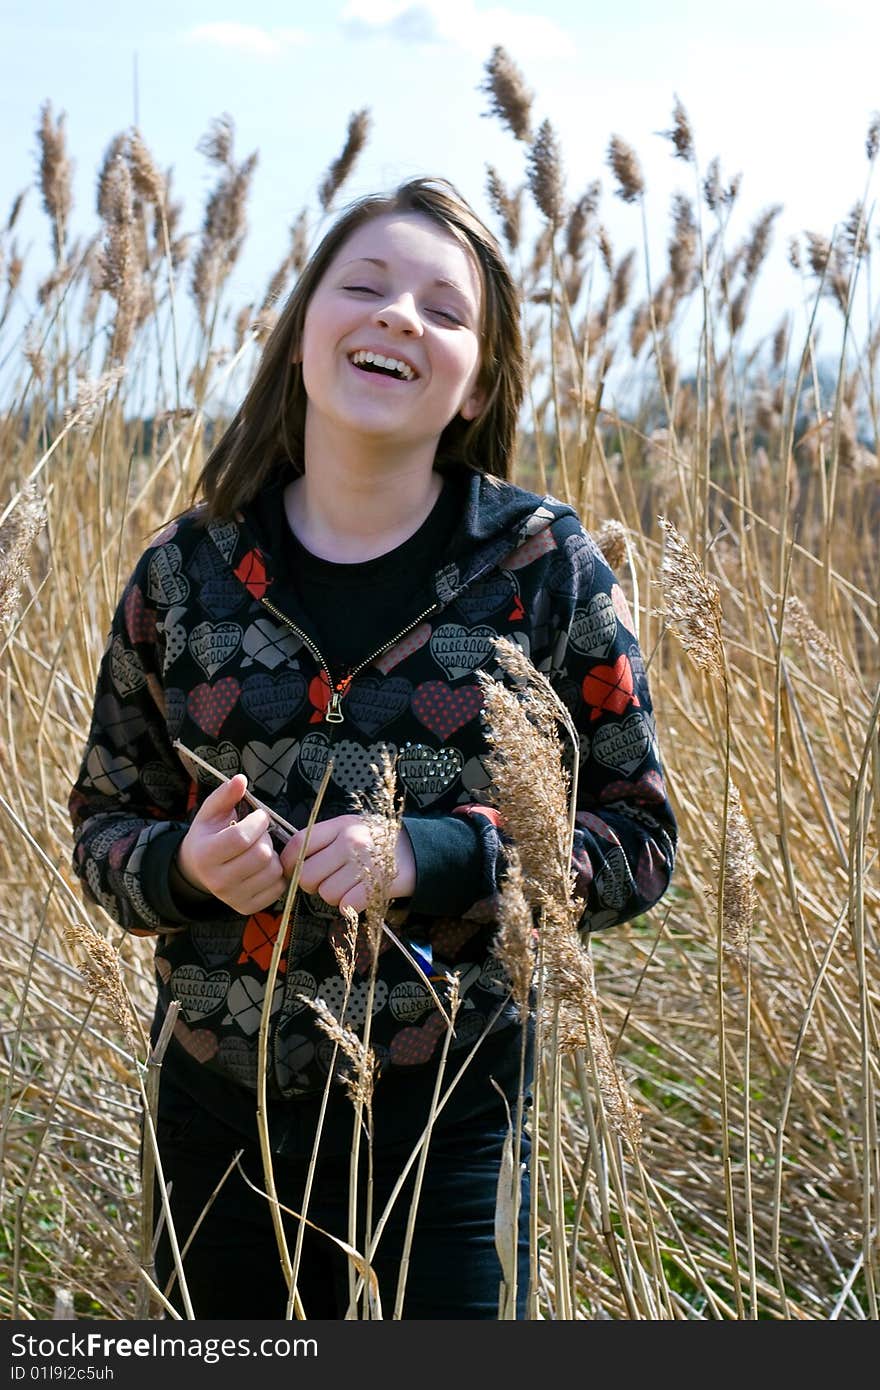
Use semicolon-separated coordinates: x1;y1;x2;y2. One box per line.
287;906;359;1318
254;756;334;1321
480;44;533;141
351;749;403;961
318;109;370;210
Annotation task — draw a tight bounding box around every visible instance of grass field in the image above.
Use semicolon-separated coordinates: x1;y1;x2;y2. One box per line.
1;51;877;1319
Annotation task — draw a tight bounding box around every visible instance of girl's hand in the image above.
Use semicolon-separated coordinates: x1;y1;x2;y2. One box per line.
176;774;287;915
280;814;416;915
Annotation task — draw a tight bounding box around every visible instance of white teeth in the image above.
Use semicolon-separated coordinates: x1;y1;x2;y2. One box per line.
350;350;414;380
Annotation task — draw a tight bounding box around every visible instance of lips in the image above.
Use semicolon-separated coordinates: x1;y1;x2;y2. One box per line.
348;348;419;381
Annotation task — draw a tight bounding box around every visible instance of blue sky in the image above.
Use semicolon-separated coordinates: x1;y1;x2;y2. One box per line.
3;0;879;363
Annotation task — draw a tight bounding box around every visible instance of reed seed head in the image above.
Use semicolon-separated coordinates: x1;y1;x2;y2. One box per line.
197;113;235;168
302;994;377;1111
492;848;537;1022
594;518;628;571
318;109;370;210
64;368;127;430
477;638;577;911
65;922;138;1052
0;484;46;626
743;205;782;283
607;135;644;203
714;781;757;962
485;165;522;254
527;118;565;227
668;193;697;294
480;45;533;142
37;100;73;260
663;95;695;162
6;190;26;233
127;129;166;207
565;183;600;262
290;209;309;273
97;156;141;364
657;516;724;678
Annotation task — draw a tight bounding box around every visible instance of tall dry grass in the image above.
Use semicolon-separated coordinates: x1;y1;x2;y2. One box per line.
0;53;878;1319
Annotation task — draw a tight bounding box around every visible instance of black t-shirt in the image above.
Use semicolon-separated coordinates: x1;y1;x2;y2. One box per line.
251;470;467;676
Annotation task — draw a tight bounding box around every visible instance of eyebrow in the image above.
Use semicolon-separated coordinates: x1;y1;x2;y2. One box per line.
338;257;473;298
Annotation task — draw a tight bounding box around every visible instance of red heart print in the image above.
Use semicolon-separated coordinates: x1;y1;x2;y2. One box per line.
124;583;157;644
374;622;431;675
388;1010;446;1066
412;681;483;739
187;677;241;737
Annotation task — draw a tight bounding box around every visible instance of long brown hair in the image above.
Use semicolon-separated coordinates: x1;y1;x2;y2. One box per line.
195;177;525;518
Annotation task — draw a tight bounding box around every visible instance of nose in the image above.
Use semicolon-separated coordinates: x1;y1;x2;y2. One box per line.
373;291;422;335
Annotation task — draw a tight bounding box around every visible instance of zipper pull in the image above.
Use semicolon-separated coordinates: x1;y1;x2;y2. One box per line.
325;690;345;724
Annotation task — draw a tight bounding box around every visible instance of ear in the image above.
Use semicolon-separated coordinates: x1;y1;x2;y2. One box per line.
459;382;487;422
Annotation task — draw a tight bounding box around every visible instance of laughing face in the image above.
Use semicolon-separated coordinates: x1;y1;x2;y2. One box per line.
298;212;487;460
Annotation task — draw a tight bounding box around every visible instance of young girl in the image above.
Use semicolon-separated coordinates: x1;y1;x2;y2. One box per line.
69;177;677;1320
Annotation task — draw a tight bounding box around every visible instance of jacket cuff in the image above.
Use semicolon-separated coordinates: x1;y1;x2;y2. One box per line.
139;827;228;924
402;814;489;916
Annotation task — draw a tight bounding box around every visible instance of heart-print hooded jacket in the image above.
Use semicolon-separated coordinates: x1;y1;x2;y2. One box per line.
68;469;677;1113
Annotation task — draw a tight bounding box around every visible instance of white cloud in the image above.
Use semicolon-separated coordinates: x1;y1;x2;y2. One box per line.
340;1;574;60
185;23;308;59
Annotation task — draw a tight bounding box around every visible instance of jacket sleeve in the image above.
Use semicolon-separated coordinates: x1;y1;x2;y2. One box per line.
67;539;221;936
450;518;677;934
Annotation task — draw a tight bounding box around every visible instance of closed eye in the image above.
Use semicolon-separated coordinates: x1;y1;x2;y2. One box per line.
428;307;463;325
343;284;379;295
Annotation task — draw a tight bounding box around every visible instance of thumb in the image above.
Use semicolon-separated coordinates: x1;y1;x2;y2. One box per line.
196;773;248;825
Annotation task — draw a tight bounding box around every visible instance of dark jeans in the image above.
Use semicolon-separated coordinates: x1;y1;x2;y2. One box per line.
152;1102;531;1320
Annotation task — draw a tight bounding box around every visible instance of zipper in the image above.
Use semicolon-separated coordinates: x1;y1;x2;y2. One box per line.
259;593;439;726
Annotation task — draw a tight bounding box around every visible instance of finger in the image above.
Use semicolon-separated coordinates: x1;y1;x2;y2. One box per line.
213;834;281;889
285;817;342;862
214;809;273;864
236;862;288;906
338;883;367;916
315;864;363;908
296;843;350;894
194;774;248;827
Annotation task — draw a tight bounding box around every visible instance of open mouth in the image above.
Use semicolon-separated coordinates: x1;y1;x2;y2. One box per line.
349;350;417;382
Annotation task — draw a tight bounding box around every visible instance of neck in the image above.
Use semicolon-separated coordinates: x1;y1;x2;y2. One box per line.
286;425;443;562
